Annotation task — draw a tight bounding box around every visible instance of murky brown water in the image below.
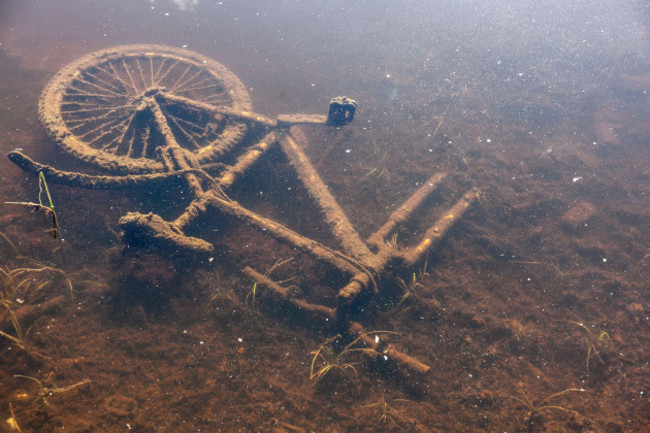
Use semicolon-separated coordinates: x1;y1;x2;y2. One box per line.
1;1;649;432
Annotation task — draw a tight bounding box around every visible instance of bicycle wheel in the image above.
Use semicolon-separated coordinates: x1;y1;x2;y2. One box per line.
39;44;252;174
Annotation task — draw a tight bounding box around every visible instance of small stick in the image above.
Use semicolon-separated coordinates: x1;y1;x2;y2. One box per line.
5;173;66;264
38;172;59;239
0;295;67;334
8;401;23;433
39;173;67;265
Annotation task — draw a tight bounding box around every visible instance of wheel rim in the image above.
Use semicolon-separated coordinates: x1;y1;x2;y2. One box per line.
39;44;252;174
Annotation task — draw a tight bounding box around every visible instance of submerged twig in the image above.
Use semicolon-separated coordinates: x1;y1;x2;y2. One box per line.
5;173;67;264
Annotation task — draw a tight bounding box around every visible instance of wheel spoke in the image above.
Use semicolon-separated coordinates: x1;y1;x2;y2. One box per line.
167;115;201;150
63;105;128;122
69;113;130;139
155;59;180;87
170;115;205;135
121;59;140;94
149;56;155;88
74;76;125;97
83;69;126;94
168;64;194;93
85;117;132;145
181;75;218;93
105;115;136;151
135;58;147;90
152;57;168;86
64;85;122;100
104;63;138;96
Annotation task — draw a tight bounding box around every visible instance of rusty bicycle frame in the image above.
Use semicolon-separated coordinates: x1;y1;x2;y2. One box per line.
7;45;477;377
